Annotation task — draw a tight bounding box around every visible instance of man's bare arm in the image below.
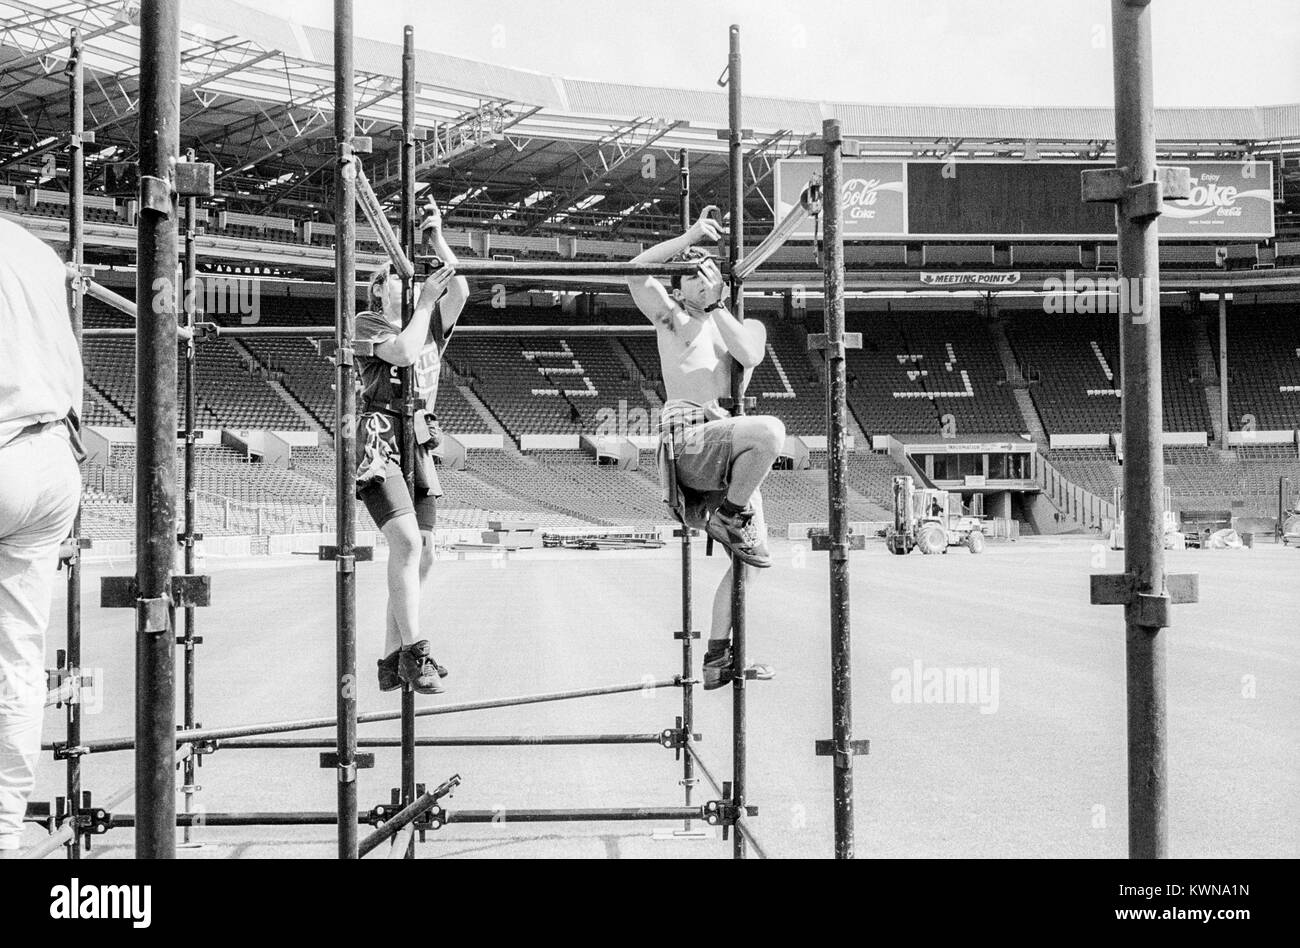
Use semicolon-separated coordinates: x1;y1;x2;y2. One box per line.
710;304;767;368
625;208;721;325
692;257;766;368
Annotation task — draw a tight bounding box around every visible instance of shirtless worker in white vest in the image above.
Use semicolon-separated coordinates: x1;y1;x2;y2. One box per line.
626;209;780;690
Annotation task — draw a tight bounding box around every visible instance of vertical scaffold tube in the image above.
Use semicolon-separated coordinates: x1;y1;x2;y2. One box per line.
333;0;359;860
726;23;747;860
821;119;855;859
398;23;418;859
64;26;84;860
180;175;199;846
134;0;180;859
677;148;696;825
1110;0;1169;860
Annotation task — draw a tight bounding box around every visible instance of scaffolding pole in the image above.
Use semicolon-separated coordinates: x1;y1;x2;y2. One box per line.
62;264;194;340
332;0;360;860
134;0;181;860
675;147;698;832
411;259;706;278
63;25;85;860
397;22;419;860
179;158;201;847
818;119;860;858
50;679;684;755
725;22;748;860
1084;0;1197;860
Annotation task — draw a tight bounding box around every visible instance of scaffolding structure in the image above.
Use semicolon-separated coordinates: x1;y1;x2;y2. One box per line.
21;0;1198;864
26;6;834;861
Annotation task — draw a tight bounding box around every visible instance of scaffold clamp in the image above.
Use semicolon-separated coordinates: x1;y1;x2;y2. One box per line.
321;752;375;773
807;528;867;555
1089;571;1198;629
1081;165;1191;220
318;546;375;565
815;739;871;770
807;332;863;356
704;782;757;839
659;720;701;755
174;160;215;198
101;574;210;610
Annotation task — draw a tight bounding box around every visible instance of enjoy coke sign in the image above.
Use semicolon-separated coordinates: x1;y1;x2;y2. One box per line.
1160;161;1274;237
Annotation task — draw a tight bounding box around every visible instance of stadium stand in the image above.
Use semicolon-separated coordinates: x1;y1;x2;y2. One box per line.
1047;447;1122;499
844;450;911;511
845;314;1022;436
467;450;666;525
1217;307;1300;431
450;334;656;440
747;320;826;435
1005;314;1210;435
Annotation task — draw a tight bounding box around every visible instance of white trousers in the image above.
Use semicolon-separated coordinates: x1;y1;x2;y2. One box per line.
0;427;80;849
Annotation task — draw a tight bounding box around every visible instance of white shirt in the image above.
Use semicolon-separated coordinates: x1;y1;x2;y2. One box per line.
0;217;83;447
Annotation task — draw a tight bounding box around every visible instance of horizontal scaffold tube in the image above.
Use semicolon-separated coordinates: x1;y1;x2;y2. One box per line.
413;258;709;278
442;807;704;824
218;733;668;749
47;678;682;756
81;323;660;339
101;805;705;829
64;263;193;340
111;811;355;827
22;749;190;858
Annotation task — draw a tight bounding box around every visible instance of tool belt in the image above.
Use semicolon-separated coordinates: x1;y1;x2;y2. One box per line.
363;397;442;450
355;404;442;495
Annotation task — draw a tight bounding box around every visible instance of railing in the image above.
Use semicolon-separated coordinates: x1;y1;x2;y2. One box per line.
1034;452;1116;530
195;490;338;535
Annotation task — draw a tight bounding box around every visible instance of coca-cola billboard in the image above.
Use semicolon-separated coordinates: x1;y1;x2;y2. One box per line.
1159;161;1275;238
774;158;907;237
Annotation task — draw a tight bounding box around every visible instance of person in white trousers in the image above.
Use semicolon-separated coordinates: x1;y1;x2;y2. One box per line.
0;217;84;856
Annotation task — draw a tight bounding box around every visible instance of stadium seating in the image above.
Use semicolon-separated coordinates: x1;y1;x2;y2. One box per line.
469;450;667;525
450;334;656;440
1005;314;1210;435
845;314;1023;436
1217;308;1300;431
844;450;910;511
748;320;826;435
1047;447;1122;500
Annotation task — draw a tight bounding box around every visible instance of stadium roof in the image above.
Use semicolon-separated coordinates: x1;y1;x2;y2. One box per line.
2;0;1297;237
187;2;1300;143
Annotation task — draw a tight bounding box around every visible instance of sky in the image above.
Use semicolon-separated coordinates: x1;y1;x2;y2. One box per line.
269;0;1300;107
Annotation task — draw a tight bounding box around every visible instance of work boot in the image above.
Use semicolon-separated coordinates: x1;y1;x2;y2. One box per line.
378;648;448;692
702;645;776;691
705;505;771;568
396;640;446;695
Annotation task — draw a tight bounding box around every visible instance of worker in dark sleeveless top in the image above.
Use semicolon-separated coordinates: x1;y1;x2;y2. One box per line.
354;199;468;695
